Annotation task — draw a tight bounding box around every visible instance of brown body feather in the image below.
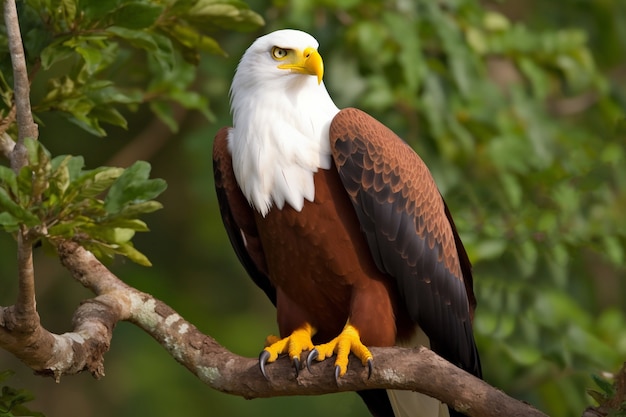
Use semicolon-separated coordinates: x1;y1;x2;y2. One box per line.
214;126;411;345
213;108;481;417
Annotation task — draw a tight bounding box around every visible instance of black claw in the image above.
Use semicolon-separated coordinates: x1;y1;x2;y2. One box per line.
306;349;319;373
334;365;341;382
367;358;373;379
259;350;271;379
293;356;300;378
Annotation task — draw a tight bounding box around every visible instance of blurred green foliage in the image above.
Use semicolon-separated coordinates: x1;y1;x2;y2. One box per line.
0;0;625;417
0;370;43;417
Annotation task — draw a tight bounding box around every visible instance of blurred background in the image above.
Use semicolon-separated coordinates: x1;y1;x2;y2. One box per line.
0;0;625;416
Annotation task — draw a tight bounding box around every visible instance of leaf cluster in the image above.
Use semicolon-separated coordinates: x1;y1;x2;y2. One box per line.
0;370;44;417
587;371;626;417
0;0;264;136
0;139;166;265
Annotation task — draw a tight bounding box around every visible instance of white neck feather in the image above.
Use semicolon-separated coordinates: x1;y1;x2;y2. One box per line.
228;67;339;216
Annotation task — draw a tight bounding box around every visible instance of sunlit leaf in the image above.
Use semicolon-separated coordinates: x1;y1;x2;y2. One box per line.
112;200;164;219
104;161;167;214
71;166;124;199
116;242;152;266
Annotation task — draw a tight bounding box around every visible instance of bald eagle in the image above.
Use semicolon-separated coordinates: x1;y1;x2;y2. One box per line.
213;29;481;417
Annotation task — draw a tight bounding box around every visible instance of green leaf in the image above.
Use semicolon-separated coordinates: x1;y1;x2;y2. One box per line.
108;3;164;29
81;240;117;264
49;158;71;196
66;155;85;182
0;369;15;383
185;0;264;32
106;26;159;52
586;389;606;405
0;368;44;416
105;227;136;244
0;188;39;226
89;106;128;129
63;108;106;137
82;0;120;23
591;373;615;397
113;200;163;218
0;211;20;232
101;218;149;232
48;218;89;238
75;43;103;76
116;242;152;266
67;166;123;200
24;137;48;166
104;161;166;214
0;165;18;195
167;24;225;56
59;0;77;21
40;37;75;70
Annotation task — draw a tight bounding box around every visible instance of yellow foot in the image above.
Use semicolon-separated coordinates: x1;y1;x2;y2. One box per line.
259;323;315;378
306;323;373;379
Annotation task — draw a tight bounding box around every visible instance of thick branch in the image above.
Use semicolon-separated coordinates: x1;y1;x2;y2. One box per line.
1;239;547;415
4;0;38;171
0;237;127;379
51;241;546;417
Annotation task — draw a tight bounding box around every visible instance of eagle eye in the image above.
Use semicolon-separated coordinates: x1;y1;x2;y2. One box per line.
271;47;288;60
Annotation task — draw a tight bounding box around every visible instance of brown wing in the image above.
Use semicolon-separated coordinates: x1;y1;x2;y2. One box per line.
330;108;481;378
212;127;276;305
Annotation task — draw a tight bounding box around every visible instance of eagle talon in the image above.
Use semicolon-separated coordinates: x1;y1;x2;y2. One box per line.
367;358;373;379
259;350;271;379
293;356;301;377
306;349;318;373
334;365;341;382
258;324;315;379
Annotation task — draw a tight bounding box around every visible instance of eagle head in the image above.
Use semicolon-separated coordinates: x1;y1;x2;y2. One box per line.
227;30;340;216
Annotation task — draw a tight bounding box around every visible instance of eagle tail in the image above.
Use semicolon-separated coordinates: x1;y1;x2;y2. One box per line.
387;390;450;417
387;327;450;417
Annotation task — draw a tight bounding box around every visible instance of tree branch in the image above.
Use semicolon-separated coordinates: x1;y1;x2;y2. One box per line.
4;0;37;171
2;240;549;416
15;240;541;417
14;231;36;321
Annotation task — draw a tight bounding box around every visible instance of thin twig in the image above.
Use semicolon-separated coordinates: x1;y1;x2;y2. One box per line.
13;231;38;330
0;0;41;362
4;0;38;171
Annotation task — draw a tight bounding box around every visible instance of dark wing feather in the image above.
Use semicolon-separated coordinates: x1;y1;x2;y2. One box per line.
213;127;276;306
330;108;481;378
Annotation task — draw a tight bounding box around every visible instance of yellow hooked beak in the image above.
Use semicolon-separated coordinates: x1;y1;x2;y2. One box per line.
277;47;324;85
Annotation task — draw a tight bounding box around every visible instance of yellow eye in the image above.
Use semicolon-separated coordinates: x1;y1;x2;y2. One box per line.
271;47;288;60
